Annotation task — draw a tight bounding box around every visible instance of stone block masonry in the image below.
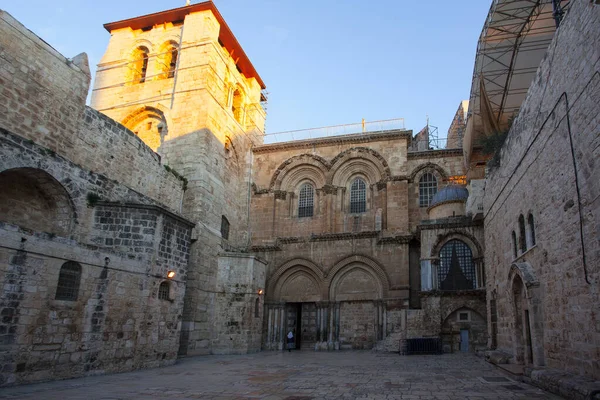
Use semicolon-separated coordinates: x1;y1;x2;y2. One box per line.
484;0;600;381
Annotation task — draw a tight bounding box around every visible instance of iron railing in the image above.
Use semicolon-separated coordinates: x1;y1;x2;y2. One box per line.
263;118;406;144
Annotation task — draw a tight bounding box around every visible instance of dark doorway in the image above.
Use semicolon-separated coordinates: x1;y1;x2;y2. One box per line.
285;302;317;350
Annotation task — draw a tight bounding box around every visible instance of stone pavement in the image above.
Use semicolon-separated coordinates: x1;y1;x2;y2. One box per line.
0;351;562;399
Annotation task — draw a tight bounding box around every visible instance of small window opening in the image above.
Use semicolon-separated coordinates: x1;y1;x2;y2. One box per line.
55;261;82;301
221;216;230;240
350;178;367;214
518;214;527;253
168;48;178;78
511;231;518;258
458;312;470;321
528;213;536;246
132;46;149;84
158;281;170;300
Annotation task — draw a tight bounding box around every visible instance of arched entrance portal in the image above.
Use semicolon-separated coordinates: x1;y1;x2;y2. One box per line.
508;262;544;366
265;256;389;351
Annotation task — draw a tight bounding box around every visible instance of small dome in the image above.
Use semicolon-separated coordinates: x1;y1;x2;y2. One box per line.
430;185;469;207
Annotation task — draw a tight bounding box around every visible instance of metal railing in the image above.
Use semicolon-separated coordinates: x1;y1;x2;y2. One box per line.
400;337;443;355
263;118;406;144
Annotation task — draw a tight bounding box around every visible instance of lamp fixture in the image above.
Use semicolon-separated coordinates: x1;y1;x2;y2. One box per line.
167;270;176;279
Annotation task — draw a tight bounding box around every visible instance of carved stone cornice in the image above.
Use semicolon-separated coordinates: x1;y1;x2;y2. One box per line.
309;231;379;241
417;216;483;231
418;289;486;298
376;234;414;245
388;175;409;182
407;148;463;159
273;190;287;200
253;130;411;154
249;244;281;252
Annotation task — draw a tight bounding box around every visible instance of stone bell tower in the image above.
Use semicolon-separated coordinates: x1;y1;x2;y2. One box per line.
91;1;268;356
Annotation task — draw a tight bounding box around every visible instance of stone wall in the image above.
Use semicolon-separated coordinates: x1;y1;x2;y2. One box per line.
483;0;600;379
0;11;185;212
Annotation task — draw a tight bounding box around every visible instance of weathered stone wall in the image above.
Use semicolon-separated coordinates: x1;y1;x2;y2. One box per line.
90;6;268;357
484;0;600;378
0;11;185;212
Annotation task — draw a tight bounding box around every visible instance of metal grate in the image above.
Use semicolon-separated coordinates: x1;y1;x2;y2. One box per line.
158;281;170;300
400;338;443;355
298;183;314;217
350;178;366;213
438;240;476;289
419;173;437;207
55;261;82;301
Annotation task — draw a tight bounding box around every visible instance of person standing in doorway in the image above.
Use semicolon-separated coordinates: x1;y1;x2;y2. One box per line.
287;330;294;352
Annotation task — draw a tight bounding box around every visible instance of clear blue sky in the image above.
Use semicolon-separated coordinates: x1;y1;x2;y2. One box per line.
4;0;490;137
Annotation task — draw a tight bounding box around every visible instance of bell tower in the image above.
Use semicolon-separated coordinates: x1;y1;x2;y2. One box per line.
91;1;268;356
91;1;266;151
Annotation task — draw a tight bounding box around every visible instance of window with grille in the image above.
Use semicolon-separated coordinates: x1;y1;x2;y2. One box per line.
55;261;82;301
221;216;230;240
419;173;438;207
350;178;367;214
438;240;475;290
158;281;170;300
298;183;314;217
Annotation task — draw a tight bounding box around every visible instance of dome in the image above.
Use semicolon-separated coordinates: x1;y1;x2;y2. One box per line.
430;185;469;207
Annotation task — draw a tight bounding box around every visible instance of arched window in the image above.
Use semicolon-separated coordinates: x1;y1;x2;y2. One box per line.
55;261;82;301
438;240;475;290
158;281;170;300
167;48;178;78
254;298;260;318
518;214;526;252
350;178;367;214
419;173;438;207
131;46;149;83
528;213;536;246
221;216;230;240
298;183;314;218
231;89;244;124
511;231;518;259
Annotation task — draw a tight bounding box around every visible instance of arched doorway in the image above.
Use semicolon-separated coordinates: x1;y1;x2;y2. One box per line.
441;307;487;353
0;168;75;236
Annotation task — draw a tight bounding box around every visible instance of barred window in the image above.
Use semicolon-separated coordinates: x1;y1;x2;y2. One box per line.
350;178;367;214
419;173;438;207
298;183;314;218
438;240;475;290
221;216;230;240
55;261;82;301
158;281;170;300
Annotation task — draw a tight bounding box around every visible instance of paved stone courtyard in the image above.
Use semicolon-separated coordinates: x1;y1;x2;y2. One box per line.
0;352;561;399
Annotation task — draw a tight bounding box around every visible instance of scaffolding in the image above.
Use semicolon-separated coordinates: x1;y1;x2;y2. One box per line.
463;0;571;167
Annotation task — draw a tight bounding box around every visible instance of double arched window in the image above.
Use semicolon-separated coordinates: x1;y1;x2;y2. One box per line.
438;240;475;290
131;46;149;84
55;261;82;301
298;183;314;218
419;173;438;207
350;178;367;214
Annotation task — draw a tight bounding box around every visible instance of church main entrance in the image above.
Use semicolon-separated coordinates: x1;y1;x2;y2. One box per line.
286;303;318;350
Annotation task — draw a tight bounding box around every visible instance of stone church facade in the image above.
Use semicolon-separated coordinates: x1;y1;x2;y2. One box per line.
0;0;597;392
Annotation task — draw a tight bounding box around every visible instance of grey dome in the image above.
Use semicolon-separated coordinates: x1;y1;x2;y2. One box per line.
430;185;469;207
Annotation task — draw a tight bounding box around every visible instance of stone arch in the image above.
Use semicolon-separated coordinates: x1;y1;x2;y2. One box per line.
128;45;151;84
122;106;170;152
409;162;448;182
441;306;487;353
328;147;390;186
507;262;544;366
157;40;179;79
431;231;483;259
327;255;389;300
270;154;330;191
268;258;325;301
0;167;76;236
